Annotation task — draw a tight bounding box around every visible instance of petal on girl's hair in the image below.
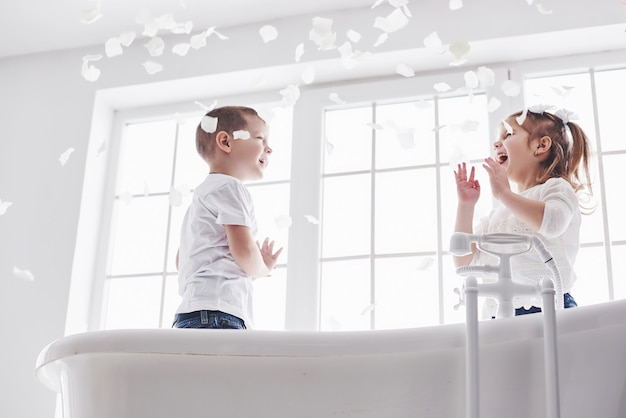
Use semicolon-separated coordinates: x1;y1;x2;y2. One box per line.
374;8;409;33
119;32;136;47
434;82;452;92
301;66;315;85
275;214;293;229
200;116;218;133
449;0;463;10
448;40;471;61
105;37;123;57
329;92;347;105
169;186;183;207
373;33;389;47
304;215;320;224
502;120;513;135
424;31;445;53
59;148;75;166
487;96;502;112
501;80;521;97
346;29;362;43
396;63;415;77
536;4;553;14
295;43;304;62
142;61;163;75
259;25;278;43
528;104;553;113
13;266;34;282
233;130;251;140
477;66;495;88
144;37;165;56
80;8;102;24
516;108;529;125
0;199;13;216
172;43;191;56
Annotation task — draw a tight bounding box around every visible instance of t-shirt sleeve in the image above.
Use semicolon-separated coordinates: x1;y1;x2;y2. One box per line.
210;182;254;228
538;179;578;238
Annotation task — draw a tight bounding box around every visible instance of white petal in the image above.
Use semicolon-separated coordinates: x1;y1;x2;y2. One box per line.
502;120;513;135
389;0;409;7
171;21;194;34
304;215;320;224
516;108;529;125
81;62;100;82
374;8;409;33
295;43;305;62
537;4;553;14
0;200;13;216
169;186;183;207
371;0;385;8
301;66;315;85
105;37;123;57
144;37;165;57
329;92;346;105
476;66;495;88
97;140;107;156
396;63;415;77
279;85;301;107
433;82;452;92
142;17;160;37
211;28;229;40
200;116;218;133
142;61;163;75
233;130;251;140
464;71;479;89
396;130;415;149
346;29;362;43
309;17;337;50
360;303;377;316
487;96;502;112
274;214;293;229
448;40;471;60
528;104;553;113
119;32;136;47
172;43;191;56
80;8;102;24
259;25;278;43
501;80;521;97
195;100;218;112
13;266;34;282
156;14;176;31
190;31;208;49
59;147;75;166
324;137;335;155
366;122;385;130
424;31;445;53
373;33;388;47
449;0;463;10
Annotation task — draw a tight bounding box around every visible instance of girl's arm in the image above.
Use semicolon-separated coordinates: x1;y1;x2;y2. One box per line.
453;163;481;267
225;224;282;278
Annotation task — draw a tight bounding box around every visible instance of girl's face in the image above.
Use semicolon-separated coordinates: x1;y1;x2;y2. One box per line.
229;116;272;181
493;116;537;184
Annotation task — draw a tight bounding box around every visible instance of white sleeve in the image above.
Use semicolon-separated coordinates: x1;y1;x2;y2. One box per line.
538;179;578;238
210;182;254;228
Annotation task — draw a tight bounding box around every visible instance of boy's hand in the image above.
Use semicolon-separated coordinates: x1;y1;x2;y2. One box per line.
257;238;283;272
454;162;480;205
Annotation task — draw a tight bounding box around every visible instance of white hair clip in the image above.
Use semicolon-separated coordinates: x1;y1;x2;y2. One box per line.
554;108;578;150
516;104;553;125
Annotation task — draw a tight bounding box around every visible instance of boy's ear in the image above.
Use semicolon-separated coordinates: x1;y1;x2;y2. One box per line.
215;131;231;153
535;135;552;155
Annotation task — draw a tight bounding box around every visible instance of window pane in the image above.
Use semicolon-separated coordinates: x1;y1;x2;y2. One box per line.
253;267;287;330
612;245;626;301
442;254;465;324
320;259;371;331
109;195;169;275
438;94;490;163
116;120;177;195
247;182;291;260
162;275;180;328
323;106;372;174
103;276;163;329
603;154;626;241
173;115;210;190
593;68;626;152
262;106;293;182
578;159;604;244
374;256;439;329
572;246;609;306
167;193;192;272
322;174;371;258
375;100;436;169
375;168;437;254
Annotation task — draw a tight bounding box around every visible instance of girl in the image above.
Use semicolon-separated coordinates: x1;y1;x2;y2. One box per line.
453;107;593;315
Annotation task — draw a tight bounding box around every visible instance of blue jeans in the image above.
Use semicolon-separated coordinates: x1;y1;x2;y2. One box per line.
515;293;578;316
173;310;246;329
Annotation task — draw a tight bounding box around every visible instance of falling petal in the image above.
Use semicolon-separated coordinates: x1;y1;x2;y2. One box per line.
233;130;251;140
502;120;513;135
142;61;163;75
501;80;521;97
301;66;315;84
374;8;409;33
449;0;463;9
119;32;136;47
200;116;218;133
448;40;471;61
206;27;229;40
142;17;160;37
372;33;388;47
424;31;445;54
259;25;278;43
329;92;346;105
516;108;529;125
144;37;165;56
97;140;107;156
0;199;13;216
81;54;103;82
59;148;75;166
80;8;102;24
396;130;415;149
13;266;34;282
309;17;337;50
155;13;176;31
389;0;409;6
324;137;335;155
432;124;447;132
304;215;320;224
274;214;293;229
190;30;208;49
464;71;478;89
487;96;501;112
295;43;304;62
195;100;218;112
170;21;194;34
528;104;553;113
396;63;415;77
105;38;123;57
477;66;495;88
346;29;362;43
371;0;385;8
366;122;385;130
279;84;301;107
526;0;535;4
172;43;191;56
537;4;553;14
433;82;452;92
360;303;377;316
169;186;183;207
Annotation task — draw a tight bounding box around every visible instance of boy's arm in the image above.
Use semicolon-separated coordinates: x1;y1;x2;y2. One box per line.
225;225;282;278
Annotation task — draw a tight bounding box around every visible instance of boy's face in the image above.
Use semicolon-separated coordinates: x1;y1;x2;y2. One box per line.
230;116;272;181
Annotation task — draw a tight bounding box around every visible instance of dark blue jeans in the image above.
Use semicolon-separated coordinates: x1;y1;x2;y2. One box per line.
515;293;577;316
172;310;246;329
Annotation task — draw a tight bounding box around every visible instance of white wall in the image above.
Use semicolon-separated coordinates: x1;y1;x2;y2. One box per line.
1;2;624;417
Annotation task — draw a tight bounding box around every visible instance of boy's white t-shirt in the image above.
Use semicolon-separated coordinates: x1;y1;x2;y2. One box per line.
176;173;257;328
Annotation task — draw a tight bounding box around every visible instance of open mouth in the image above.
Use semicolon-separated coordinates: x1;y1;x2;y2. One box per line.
496;153;508;164
259;158;268;168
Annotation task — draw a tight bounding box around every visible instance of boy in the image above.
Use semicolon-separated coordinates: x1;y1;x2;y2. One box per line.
173;106;283;329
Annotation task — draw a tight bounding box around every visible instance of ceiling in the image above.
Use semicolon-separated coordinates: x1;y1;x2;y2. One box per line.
0;0;376;59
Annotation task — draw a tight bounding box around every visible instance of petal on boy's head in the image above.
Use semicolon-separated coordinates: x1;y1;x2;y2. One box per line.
233;130;251;140
200;116;218;133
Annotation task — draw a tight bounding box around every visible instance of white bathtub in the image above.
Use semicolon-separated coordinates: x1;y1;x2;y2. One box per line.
37;299;626;418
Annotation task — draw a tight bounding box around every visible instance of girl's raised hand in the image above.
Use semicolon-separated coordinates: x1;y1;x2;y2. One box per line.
454;162;480;205
482;157;511;200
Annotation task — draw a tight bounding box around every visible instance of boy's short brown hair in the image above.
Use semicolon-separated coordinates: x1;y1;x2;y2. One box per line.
196;106;262;160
